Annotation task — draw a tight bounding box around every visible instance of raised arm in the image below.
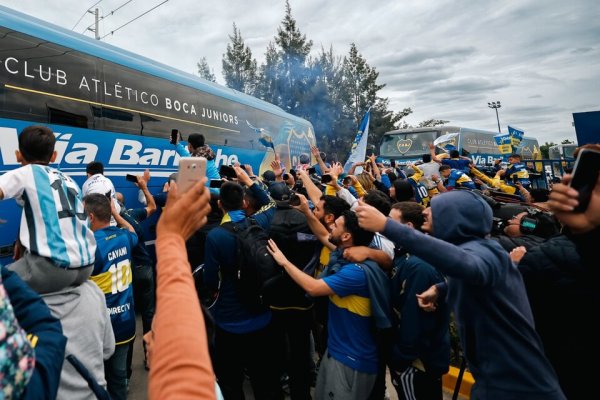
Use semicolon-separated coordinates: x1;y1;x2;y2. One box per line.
297;169;324;206
149;179;215;399
355;203;504;286
137;171;157;217
294;194;336;250
429;143;442;163
311;145;329;175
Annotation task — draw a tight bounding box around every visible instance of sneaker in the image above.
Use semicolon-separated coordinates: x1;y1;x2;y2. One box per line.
280;373;290;395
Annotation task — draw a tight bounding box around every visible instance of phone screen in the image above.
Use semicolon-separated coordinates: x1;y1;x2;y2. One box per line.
170;129;179;145
209;179;224;188
125;174;138;183
219;164;237;179
569;148;600;212
307;167;316;175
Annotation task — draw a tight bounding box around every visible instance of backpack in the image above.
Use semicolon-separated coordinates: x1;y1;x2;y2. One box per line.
222;219;282;308
267;205;320;308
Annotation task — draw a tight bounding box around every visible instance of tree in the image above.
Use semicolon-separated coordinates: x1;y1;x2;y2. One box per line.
258;0;313;113
222;23;258;95
338;43;408;155
257;42;280;105
305;46;346;157
197;57;216;82
540;141;556;159
340;43;383;125
418;119;450;127
561;139;574;144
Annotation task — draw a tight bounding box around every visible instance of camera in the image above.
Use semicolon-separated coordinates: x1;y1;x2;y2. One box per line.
321;174;333;184
492;217;508;235
289;193;301;206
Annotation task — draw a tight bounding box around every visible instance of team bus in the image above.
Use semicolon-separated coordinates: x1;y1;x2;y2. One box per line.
548;143;577;161
379;126;539;165
0;6;316;262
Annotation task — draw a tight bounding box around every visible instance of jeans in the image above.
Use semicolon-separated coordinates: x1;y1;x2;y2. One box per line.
105;342;130;400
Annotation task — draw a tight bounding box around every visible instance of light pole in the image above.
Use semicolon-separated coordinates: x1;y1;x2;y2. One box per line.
488;101;501;133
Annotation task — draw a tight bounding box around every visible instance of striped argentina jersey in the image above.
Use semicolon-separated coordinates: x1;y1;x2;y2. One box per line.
0;164;95;268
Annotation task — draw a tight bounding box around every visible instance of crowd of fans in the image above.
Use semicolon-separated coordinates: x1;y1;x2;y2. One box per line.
0;125;598;400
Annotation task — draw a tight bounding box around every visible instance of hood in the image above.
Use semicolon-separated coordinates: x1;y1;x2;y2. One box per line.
42;283;86;318
431;190;492;244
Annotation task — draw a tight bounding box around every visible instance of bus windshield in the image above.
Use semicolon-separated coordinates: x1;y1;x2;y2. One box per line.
380;131;438;158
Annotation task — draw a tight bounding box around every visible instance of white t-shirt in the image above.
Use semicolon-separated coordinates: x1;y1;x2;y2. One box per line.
0;164;96;268
419;161;440;179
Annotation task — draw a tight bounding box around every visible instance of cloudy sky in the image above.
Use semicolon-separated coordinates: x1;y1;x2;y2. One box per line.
3;0;599;144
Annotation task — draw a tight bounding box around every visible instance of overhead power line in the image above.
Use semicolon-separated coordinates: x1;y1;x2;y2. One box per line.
71;0;104;30
101;0;169;39
81;0;134;34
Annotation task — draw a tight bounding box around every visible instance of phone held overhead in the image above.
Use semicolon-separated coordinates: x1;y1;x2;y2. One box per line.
125;174;138;183
170;129;183;145
569;148;600;212
219;164;237;179
176;157;207;193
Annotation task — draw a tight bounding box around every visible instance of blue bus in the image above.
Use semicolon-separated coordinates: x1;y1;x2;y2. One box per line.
379;126;539;165
0;5;316;262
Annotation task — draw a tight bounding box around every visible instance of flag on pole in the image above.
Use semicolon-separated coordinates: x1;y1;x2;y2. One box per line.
343;110;371;173
246;120;275;150
507;125;524;147
433;133;459;152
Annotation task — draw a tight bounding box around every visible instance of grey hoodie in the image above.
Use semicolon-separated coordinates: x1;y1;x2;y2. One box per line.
382;190;565;400
43;281;115;400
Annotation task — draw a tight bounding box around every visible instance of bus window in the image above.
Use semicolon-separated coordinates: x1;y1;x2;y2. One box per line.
380;131;438;157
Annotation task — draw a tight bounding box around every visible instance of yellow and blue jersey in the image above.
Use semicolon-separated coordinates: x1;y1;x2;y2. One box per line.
408;165;431;207
505;163;531;187
447;169;476;190
90;226;137;344
323;264;378;374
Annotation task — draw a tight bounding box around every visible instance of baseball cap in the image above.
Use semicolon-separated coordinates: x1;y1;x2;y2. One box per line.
268;182;292;202
262;170;276;183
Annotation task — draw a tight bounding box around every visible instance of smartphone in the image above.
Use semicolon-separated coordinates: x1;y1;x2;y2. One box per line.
125;174;138;183
289;193;300;206
219;164;237;179
321;174;333;184
209;179;224;188
176;157;207;193
569;148;600;212
170;129;179;145
307;167;316;175
282;173;290;181
390;159;396;168
512;175;519;184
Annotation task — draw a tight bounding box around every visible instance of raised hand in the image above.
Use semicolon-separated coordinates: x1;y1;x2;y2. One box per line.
354;201;388;233
157;179;211;241
548;174;600;233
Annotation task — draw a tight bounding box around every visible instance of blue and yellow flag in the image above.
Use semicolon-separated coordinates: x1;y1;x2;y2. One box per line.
508;125;524;147
494;133;513;155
